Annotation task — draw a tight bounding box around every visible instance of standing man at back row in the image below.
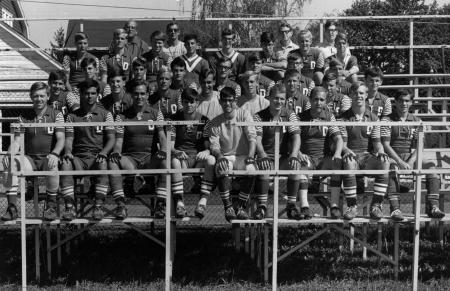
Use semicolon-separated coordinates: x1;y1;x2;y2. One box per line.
209;28;246;82
164;22;186;60
124;20;149;62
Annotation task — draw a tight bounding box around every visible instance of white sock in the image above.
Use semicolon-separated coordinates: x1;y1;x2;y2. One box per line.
299;190;309;208
177;200;185;207
330;187;340;208
198;197;207;206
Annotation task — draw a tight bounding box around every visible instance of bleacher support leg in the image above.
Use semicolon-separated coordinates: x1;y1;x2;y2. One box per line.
263;223;269;283
46;227;51;278
250;224;255;260
439;196;445;248
362;223;367;260
57;226;61;266
233;224;240;252
245;224;250;254
34;226;40;282
349;225;354;254
377;223;382;263
394;223;399;280
170;221;176;261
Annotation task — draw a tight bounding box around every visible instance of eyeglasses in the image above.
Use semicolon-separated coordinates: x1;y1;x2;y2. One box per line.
219;65;231;70
168;28;179;32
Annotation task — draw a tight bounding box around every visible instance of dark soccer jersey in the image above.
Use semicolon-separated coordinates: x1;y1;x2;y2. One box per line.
254;107;300;156
15;107;64;156
175;55;210;85
116;105;163;154
366;92;392;118
62;52;99;87
170;111;210;155
98;91;134;116
258;74;275;99
48;91;70;115
339;108;380;155
66;106;115;155
100;53;134;81
326;92;351;117
286;91;311;115
149;89;182;119
209;51;246;82
298;109;341;159
380;112;420;154
142;50;172;82
290;47;325;80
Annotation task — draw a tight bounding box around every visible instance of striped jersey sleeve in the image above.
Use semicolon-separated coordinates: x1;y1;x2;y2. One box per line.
156;110;164;130
382;97;392;117
254;114;263;136
115;114;124;138
203;120;211;138
235;84;242;97
104;112;115;133
328;115;341;137
307;80;315;96
338;118;348;142
99;55;108;76
341;95;352;113
380;116;391;143
288;112;300;134
62;55;71;73
243;110;257;143
55;112;65;132
66;91;80;111
65;114;74;135
371;124;381;142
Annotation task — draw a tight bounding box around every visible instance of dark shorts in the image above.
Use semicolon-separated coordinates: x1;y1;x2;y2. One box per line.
73;153;98;170
123;152;163;169
26;154;49;171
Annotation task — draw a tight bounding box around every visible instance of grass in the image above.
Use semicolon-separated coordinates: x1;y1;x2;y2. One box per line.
0;225;450;290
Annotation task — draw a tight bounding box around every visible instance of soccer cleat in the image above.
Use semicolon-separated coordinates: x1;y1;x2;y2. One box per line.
330;206;341;219
1;204;18;221
390;209;404;222
236;206;249;220
175;205;188;219
370;204;383;220
285;204;301;220
154;201;166;219
224;206;237;222
113;205;128;220
194;204;206;219
343;205;358;220
92;206;104;221
61;205;76;221
43;201;58;221
427;205;445;219
301;207;312;220
253;205;266;220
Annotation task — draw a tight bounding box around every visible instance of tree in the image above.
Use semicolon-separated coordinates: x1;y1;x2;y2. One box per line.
189;0;309;50
50;26;67;63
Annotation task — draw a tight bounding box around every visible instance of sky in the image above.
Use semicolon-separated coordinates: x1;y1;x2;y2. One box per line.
17;0;450;48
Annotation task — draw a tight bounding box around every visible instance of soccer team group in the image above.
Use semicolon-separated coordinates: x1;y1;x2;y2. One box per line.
0;20;445;223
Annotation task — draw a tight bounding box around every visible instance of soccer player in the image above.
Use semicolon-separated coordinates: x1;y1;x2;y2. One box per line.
253;84;302;219
164;22;187;60
283;69;311;115
169;88;216;219
142;31;172;88
246;53;275;98
126;57;151;93
99;69;133;116
322;71;351;117
329;32;359;83
1;82;65;221
269;23;299;73
208;28;246;82
290;30;325;85
60;79;115;221
108;81;168;219
316;20;339;59
174;34;210;85
298;87;344;219
169;57;190;93
286;52;315;96
365;67;392;118
149;69;183;119
381;90;445;220
339;81;390;220
328;59;352;96
47;70;79;115
124;20;149;61
100;28;133;83
62;32;99;90
215;57;241;98
237;71;269;115
209;87;257;222
196;71;223;120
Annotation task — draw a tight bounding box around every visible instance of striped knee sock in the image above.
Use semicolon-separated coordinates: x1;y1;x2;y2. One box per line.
172;180;184;201
343;175;357;206
220;190;232;209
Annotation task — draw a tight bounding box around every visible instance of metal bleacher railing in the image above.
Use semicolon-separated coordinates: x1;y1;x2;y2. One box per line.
0;13;449;291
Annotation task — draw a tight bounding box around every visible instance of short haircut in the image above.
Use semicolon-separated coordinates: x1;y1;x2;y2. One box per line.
335;32;348;44
365;67;384;80
349;81;367;96
323;71;338;83
181;88;199;101
166;22;179;30
113;28;127;38
325;20;338;29
200;70;214;83
260;31;275;44
132;57;146;69
221;28;234;38
80;57;97;69
239;70;258;82
74;32;88;43
329;58;344;68
298;29;312;40
217;57;231;66
170;57;186;70
310;86;328;99
157;67;173;78
130;80;148;92
219;87;236;100
284;69;301;80
247;52;262;63
151;30;166;41
79;79;100;94
287;52;304;62
48;70;67;83
269;83;286;97
395;89;414;101
279;22;291;31
107;68;125;81
184;34;198;43
30;82;50;96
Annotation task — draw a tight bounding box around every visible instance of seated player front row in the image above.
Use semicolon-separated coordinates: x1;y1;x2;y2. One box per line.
0;81;445;222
